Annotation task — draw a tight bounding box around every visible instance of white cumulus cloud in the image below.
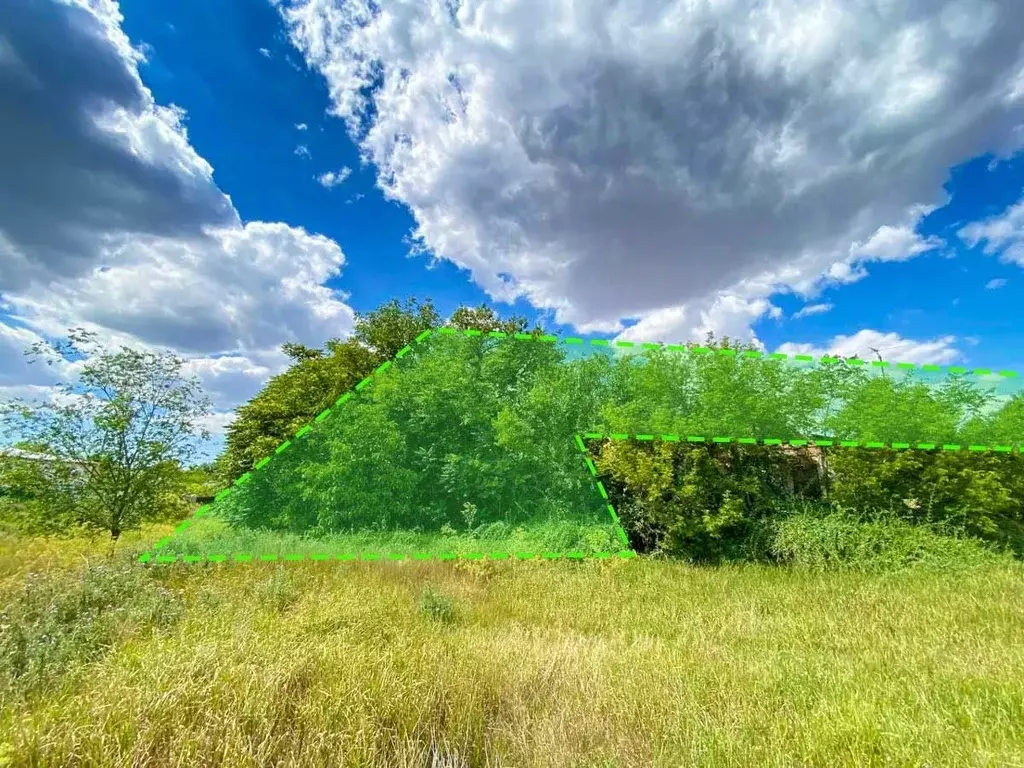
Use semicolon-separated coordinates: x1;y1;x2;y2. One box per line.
616;294;783;349
959;195;1024;266
278;0;1024;338
792;303;834;319
0;0;357;440
777;330;961;365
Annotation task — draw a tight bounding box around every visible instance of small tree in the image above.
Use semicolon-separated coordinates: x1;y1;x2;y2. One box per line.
0;329;211;546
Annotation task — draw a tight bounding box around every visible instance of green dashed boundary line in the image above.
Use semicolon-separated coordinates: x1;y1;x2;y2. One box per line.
580;433;1024;453
139;327;1016;566
139;327;637;566
148;550;637;565
574;433;631;549
459;329;1016;378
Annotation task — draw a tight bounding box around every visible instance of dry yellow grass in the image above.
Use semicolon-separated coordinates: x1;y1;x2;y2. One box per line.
0;524;173;585
1;537;1023;767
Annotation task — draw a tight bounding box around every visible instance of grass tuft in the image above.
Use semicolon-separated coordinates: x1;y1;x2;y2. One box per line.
418;587;459;625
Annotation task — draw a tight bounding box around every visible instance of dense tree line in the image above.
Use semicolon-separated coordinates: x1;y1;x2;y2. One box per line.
220;326;609;542
220;302;1024;561
3;298;1022;562
217;299;531;479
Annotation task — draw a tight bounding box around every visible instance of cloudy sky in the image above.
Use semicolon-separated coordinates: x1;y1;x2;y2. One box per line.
1;0;1023;454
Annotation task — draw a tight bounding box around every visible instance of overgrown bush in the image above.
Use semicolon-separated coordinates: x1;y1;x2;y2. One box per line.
418;587;458;624
828;450;1024;553
769;506;1012;571
0;563;184;702
222;333;604;538
596;440;823;562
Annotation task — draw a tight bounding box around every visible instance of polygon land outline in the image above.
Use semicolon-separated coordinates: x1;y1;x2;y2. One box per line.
140;328;1022;566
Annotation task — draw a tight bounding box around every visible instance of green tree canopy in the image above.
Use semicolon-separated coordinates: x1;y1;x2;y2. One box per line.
0;329;210;541
218;299;535;479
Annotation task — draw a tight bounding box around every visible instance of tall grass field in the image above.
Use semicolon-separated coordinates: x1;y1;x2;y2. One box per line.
1;527;1023;767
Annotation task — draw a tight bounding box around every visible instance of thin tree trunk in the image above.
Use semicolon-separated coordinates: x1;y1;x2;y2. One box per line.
108;517;121;559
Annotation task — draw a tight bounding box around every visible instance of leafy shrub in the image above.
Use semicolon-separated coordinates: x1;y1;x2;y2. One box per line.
222;334;597;538
597;441;821;562
418;588;458;624
0;563;184;701
828;450;1024;551
769;507;1012;571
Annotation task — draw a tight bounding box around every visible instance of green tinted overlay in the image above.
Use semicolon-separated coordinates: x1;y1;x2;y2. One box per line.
141;330;1022;566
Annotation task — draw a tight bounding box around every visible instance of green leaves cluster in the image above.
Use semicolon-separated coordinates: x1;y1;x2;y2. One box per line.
595;441;822;561
221;330;600;537
1;331;210;541
217;299;530;479
214;319;1024;562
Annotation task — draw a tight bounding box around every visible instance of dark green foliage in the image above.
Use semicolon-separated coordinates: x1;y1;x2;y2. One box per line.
218;297;440;480
595;440;823;561
216;322;1024;566
217;332;379;481
217;299;531;480
597;438;1023;563
595;337;827;438
221;332;609;537
301;403;419;534
828;450;1024;553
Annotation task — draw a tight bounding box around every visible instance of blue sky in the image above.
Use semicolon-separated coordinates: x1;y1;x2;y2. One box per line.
766;151;1024;356
119;0;1024;362
1;0;1023;454
119;0;508;321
